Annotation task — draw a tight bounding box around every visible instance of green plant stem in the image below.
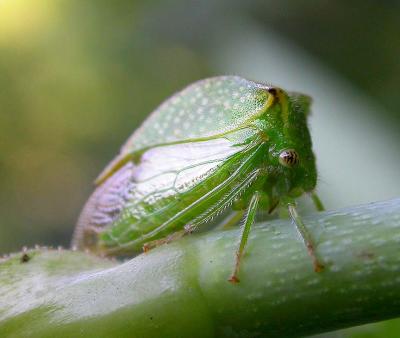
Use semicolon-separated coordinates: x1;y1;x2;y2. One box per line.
1;198;400;338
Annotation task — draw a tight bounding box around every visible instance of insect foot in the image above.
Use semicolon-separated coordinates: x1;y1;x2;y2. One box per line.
228;275;240;284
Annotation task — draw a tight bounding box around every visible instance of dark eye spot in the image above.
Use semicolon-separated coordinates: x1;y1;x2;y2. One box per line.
279;149;299;167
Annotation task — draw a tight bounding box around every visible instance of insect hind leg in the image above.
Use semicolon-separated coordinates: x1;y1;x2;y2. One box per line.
142;229;187;253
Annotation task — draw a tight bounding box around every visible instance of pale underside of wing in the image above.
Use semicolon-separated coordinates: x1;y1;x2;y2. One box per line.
72;161;136;249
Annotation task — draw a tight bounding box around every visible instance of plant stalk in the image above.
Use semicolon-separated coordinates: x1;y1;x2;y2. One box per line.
1;198;400;337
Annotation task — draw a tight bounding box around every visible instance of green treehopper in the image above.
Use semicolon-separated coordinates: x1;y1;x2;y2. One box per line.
72;76;324;282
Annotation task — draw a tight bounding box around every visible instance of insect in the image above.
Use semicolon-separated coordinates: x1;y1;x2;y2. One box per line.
72;76;325;283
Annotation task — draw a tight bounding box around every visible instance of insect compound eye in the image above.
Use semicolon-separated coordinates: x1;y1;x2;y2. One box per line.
279;149;300;167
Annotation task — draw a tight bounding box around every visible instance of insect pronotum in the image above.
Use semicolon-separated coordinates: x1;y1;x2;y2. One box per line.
72;76;325;283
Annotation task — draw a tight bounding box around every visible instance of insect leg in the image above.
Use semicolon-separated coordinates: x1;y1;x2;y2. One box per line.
143;214;221;252
287;203;324;272
228;191;261;283
143;229;186;252
310;191;325;211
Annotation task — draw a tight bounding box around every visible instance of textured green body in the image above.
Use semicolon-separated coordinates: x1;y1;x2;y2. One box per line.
72;76;317;256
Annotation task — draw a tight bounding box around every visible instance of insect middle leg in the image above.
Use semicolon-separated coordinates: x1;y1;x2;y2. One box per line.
228;191;261;283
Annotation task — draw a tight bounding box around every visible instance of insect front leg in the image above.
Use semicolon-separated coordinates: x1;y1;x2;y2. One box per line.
287;203;324;272
228;191;262;284
310;191;325;212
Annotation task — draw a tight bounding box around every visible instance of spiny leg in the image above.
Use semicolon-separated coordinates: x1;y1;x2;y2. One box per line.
143;211;245;253
143;229;186;253
229;192;261;283
310;191;325;212
287;203;324;272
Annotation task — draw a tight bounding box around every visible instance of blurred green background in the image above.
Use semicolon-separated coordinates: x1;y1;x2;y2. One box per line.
1;1;399;336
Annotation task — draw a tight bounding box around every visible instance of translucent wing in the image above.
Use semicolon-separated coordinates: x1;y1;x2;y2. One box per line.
73;137;254;254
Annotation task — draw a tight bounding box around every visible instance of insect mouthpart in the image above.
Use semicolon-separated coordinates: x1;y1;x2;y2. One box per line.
279;149;299;167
